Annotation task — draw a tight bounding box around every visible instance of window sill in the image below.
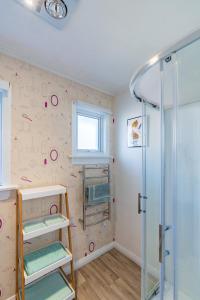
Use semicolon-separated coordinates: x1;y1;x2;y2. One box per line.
0;184;18;192
69;155;113;165
0;184;18;201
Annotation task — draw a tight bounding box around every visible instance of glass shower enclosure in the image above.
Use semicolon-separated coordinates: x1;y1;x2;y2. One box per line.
130;29;200;300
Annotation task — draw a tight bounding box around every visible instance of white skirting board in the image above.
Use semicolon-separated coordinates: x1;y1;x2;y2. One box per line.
114;242;142;266
6;296;16;300
114;242;159;280
64;241;115;274
75;242;115;270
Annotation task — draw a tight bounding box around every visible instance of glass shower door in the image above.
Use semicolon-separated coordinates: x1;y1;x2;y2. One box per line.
141;98;161;300
141;56;176;300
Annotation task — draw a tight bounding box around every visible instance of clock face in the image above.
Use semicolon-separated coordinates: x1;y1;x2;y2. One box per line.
45;0;67;19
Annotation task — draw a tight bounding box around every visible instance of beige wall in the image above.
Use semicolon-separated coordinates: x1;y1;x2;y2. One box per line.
114;91;142;261
0;53;114;300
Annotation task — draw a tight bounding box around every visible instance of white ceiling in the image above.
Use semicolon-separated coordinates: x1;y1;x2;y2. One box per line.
0;0;200;95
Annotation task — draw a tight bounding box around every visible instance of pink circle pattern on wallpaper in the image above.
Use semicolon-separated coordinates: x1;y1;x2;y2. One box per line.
50;149;58;161
89;241;95;253
51;95;59;107
0;218;4;232
50;204;58;215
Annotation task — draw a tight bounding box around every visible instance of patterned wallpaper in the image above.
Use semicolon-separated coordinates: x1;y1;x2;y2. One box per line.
0;53;115;299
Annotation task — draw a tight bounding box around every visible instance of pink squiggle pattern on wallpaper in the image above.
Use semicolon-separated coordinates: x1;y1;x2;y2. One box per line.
20;176;32;183
22;113;32;122
70;224;77;228
24;241;32;245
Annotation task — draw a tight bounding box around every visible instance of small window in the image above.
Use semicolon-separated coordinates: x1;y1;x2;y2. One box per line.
72;101;111;164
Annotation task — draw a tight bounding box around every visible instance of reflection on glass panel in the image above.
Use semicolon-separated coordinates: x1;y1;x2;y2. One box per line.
176;39;200;300
144;103;161;300
163;57;175;300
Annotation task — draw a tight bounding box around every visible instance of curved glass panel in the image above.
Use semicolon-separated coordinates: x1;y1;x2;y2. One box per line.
175;38;200;300
141;36;200;300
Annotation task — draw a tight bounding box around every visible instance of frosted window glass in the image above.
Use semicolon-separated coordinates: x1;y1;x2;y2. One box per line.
77;114;99;151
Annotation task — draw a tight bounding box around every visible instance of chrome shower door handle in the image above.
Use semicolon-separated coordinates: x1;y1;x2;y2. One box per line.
159;224;170;263
159;224;163;263
138;193;142;214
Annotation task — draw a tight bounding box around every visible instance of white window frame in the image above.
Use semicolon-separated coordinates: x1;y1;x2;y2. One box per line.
0;80;12;186
72;100;112;165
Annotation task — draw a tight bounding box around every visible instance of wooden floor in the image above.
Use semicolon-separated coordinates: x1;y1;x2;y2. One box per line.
76;249;141;300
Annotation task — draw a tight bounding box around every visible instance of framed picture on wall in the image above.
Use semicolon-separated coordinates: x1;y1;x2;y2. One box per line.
127;116;142;147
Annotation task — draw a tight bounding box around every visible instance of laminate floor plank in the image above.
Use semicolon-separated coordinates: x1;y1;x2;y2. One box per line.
76;249;141;300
